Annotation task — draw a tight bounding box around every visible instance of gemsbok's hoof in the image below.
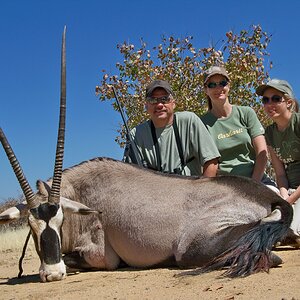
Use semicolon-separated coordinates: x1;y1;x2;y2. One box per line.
269;252;283;267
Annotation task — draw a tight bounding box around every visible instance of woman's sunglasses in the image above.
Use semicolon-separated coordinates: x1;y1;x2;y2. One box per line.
262;95;283;105
206;80;229;89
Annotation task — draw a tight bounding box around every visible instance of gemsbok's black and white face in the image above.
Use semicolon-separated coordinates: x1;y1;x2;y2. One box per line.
27;192;66;282
0;178;97;282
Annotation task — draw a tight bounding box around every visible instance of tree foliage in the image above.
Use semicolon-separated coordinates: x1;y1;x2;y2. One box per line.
95;24;272;147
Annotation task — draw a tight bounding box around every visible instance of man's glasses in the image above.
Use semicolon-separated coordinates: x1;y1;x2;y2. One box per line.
146;95;172;104
206;80;229;89
262;95;283;105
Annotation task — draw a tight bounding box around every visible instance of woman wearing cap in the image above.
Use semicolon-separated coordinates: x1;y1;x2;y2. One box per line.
200;66;276;189
256;79;300;239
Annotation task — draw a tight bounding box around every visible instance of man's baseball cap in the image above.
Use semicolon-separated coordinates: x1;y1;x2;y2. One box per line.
146;80;173;98
256;79;294;98
203;66;230;84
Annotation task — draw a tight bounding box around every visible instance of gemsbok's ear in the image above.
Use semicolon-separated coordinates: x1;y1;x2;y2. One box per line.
36;180;51;197
0;202;28;224
60;197;100;215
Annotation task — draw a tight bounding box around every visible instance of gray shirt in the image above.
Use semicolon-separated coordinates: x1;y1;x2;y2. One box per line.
123;111;220;176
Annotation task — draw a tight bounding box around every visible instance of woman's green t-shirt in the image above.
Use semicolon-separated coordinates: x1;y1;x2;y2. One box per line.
201;105;265;177
265;112;300;189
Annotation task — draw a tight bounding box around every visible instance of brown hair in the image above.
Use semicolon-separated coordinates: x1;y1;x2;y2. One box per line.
206;96;212;110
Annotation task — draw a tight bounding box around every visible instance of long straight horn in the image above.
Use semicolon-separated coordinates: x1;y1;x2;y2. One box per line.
49;26;66;204
0;128;39;209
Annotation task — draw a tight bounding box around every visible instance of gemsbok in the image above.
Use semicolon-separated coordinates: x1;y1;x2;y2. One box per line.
0;28;293;282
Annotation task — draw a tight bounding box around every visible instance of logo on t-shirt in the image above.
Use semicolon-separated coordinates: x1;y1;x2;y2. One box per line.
273;140;300;164
217;128;243;139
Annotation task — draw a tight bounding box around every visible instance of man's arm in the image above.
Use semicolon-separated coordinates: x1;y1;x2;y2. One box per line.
122;139;145;167
202;158;219;177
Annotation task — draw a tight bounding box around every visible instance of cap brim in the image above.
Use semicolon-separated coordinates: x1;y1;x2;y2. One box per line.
256;84;268;96
146;87;172;97
204;73;230;84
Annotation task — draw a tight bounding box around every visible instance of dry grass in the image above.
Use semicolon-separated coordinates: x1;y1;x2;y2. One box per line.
0;197;34;253
0;226;35;253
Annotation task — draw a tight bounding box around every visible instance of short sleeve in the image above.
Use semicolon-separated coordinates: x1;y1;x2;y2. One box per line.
242;107;265;138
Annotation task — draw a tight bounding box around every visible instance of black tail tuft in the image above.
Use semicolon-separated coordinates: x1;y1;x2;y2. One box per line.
177;202;293;278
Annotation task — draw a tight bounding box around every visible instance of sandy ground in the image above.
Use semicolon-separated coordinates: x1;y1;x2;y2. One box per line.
0;243;299;300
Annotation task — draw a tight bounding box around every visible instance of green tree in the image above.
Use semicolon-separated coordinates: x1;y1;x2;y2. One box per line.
95;24;272;147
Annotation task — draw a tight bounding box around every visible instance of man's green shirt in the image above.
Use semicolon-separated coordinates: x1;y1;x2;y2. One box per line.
124;111;220;176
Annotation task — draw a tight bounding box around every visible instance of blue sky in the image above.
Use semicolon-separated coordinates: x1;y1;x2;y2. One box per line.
0;0;299;202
